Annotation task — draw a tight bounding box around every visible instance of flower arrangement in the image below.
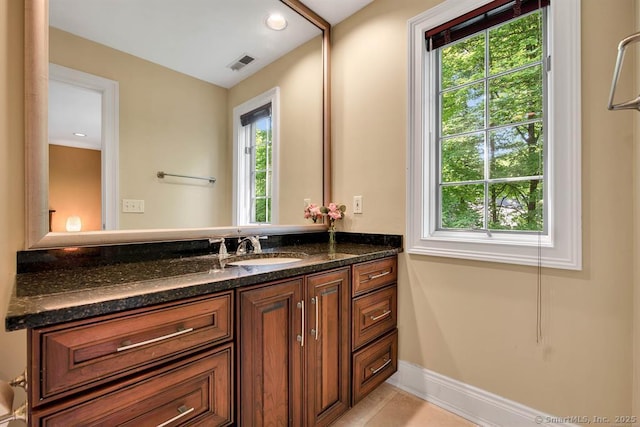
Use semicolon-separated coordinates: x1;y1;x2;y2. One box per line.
304;202;346;230
321;203;346;230
303;203;323;223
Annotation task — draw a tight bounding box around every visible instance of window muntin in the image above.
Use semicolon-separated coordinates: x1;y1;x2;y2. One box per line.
436;10;546;233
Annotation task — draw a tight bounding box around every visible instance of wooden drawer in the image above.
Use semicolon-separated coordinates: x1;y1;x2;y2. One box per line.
31;344;233;427
352;257;397;296
352;286;397;350
31;292;232;406
352;329;398;405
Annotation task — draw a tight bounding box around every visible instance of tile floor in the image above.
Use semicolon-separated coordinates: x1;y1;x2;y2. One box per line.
332;383;478;427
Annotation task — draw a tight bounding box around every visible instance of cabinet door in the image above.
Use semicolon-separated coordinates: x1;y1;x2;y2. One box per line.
239;279;304;426
305;268;350;426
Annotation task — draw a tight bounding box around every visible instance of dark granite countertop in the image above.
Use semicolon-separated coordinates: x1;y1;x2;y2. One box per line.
6;233;402;331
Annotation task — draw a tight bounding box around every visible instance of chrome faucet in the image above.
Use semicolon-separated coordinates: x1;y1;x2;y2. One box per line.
236;236;264;255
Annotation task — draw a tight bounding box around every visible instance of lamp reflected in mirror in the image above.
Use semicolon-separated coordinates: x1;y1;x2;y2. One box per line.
65;215;82;232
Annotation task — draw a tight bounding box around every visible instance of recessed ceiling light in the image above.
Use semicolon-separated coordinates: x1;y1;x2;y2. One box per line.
73;132;86;137
266;13;287;31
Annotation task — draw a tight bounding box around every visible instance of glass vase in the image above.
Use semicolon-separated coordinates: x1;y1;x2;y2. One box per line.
328;226;336;255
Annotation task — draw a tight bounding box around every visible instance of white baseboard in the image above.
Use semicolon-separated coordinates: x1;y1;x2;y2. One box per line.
386;360;577;427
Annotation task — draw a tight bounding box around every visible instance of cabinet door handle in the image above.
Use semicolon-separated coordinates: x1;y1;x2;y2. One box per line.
117;327;194;352
368;270;390;281
370;310;392;322
370;358;391;375
312;296;320;340
297;301;305;347
156;405;194;427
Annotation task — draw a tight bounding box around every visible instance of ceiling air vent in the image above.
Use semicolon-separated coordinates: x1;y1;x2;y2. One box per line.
228;54;255;72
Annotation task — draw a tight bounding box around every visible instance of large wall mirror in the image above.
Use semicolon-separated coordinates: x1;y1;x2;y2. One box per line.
25;0;331;248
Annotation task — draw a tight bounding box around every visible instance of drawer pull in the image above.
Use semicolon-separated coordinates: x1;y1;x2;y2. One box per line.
370;358;391;375
370;310;392;322
117;327;194;352
297;301;305;347
156;405;195;427
367;271;390;281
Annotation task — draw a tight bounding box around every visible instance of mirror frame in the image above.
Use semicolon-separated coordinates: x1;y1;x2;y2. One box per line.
25;0;331;249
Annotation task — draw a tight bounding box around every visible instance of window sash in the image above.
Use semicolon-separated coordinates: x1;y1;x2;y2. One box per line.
434;9;548;234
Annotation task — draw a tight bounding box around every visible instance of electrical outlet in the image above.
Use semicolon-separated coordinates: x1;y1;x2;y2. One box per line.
122;199;145;213
353;195;363;214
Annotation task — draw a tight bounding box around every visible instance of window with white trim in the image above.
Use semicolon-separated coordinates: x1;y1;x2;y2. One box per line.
407;0;581;269
233;88;280;225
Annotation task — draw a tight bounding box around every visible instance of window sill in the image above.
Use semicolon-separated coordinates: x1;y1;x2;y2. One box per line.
406;234;580;270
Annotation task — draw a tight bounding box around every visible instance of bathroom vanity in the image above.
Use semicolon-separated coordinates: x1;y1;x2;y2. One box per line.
6;233;400;426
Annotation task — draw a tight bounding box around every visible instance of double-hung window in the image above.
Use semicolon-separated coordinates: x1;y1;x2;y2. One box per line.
407;0;581;269
233;88;280;225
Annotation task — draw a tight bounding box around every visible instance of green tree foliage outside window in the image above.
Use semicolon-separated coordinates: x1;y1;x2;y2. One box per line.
438;11;545;232
252;117;272;223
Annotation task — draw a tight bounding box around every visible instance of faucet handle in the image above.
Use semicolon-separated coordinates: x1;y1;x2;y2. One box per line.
209;237;228;258
218;238;228;257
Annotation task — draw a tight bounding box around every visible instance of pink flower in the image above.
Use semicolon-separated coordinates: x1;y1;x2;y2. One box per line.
325;202;344;221
328;210;342;220
304;203;322;223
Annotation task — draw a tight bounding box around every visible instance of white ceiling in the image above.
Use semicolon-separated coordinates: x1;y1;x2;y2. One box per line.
49;80;102;150
49;0;374;89
303;0;374;27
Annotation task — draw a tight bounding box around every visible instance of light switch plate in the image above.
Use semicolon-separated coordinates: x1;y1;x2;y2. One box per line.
122;199;145;213
353;196;363;214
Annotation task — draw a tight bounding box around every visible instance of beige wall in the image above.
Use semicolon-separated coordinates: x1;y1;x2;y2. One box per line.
634;0;640;418
333;0;636;420
0;0;27;408
49;145;102;232
228;36;324;225
50;28;231;229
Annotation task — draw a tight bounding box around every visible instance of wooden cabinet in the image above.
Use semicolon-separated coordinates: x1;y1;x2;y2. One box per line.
351;257;399;405
238;268;351;427
25;254;398;426
28;292;234;426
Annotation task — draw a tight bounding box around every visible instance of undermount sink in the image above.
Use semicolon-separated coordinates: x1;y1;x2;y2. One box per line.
222;252;307;267
226;257;302;266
